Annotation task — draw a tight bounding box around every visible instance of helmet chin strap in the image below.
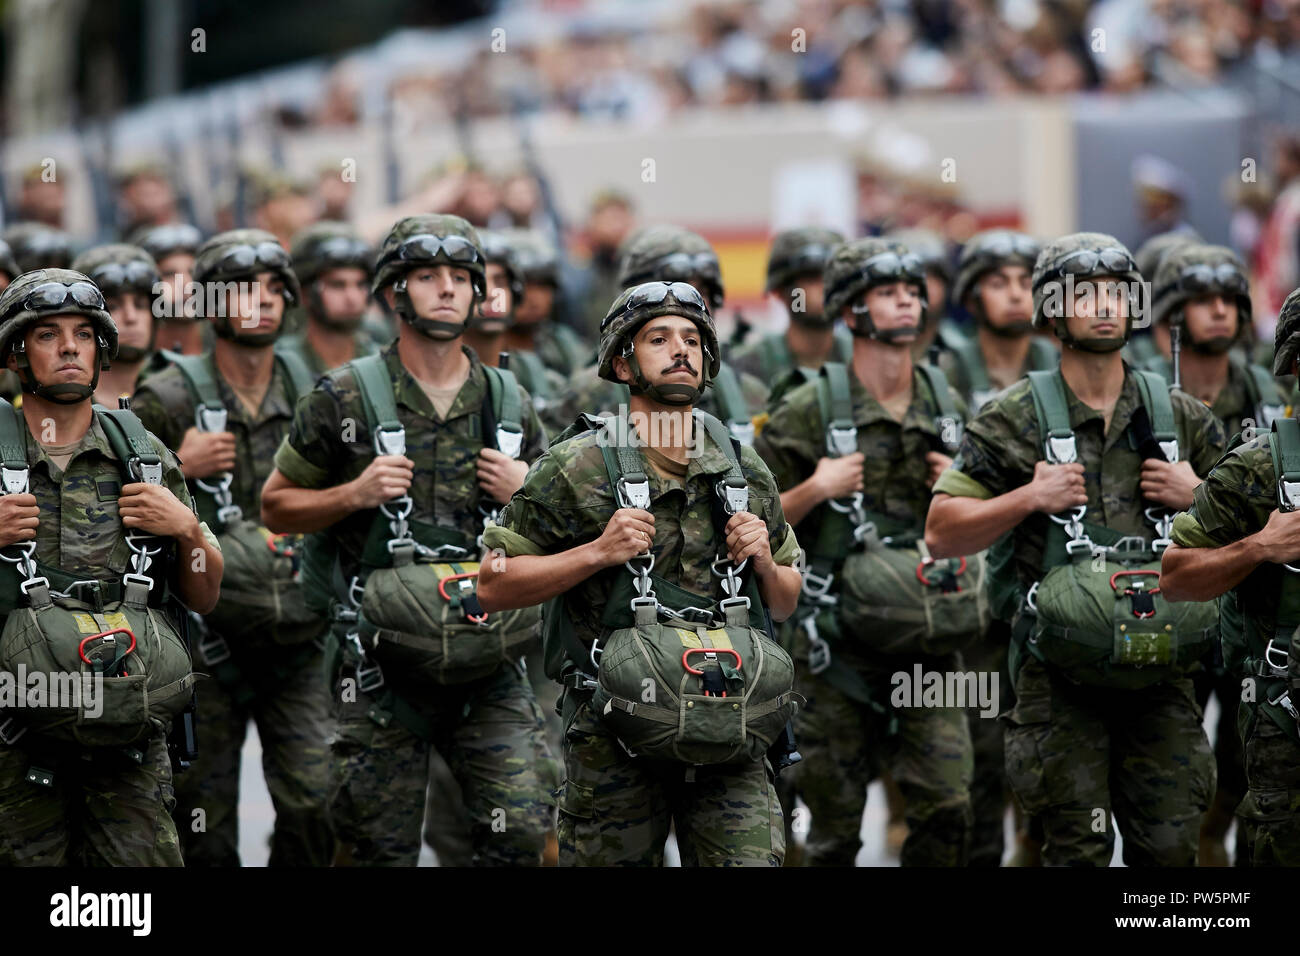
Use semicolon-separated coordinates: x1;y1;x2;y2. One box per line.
1180;316;1236;356
394;280;466;341
622;344;703;405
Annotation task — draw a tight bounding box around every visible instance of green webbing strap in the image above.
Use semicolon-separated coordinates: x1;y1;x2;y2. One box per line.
1026;370;1073;459
759;335;792;382
367;689;436;742
347;353;402;435
916;362;962;425
510;349;553;400
1028;337;1059;371
818;362;854;441
553;324;590;374
0;398;27;487
832;329;854;364
949;336;991;395
94;406;163;483
693;409;746;482
483;364;524;450
170;353;226;427
273;348;316;402
711;362;751;433
1132;369;1178;455
1235;354;1284;426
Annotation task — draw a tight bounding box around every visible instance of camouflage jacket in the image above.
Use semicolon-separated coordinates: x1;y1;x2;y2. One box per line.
482;417;800;650
729;328;854;384
534;322;593;379
1;407;212;620
755;363;969;546
1137;354;1287;442
273;341;547;571
277;330;380;378
936;336;1059;411
132;351;304;526
933;364;1225;592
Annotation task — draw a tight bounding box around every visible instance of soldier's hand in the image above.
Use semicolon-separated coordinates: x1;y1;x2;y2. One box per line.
725;511;774;575
0;493;39;546
477;448;530;505
119;483;198;537
347;454;414;509
1140;459;1200;510
812;452;865;501
177;427;237;479
1256;509;1300;565
924;451;953;489
1028;460;1087;513
595;507;655;566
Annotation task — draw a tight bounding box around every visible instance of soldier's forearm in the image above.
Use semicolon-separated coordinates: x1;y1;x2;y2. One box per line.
779;477;825;528
260;469;360;533
174;523;223;614
1159;538;1265;603
756;563;801;622
925;486;1037;559
476;542;609;612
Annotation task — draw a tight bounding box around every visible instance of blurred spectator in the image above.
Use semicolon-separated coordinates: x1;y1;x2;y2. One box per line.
315;163;355;223
565;188;637;340
115;162;180;238
1132;154;1197;242
1256;133;1300;334
16;164;66;229
250;172;318;249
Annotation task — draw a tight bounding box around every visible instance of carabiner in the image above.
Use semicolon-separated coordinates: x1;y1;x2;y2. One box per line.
78;627;137;676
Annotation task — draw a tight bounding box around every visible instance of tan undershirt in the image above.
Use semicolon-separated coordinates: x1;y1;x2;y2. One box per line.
228;380;270;418
40;437;83;474
413;366;470;420
643;444;688;482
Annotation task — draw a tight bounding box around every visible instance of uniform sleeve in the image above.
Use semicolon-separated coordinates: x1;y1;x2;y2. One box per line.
1173;448;1271;548
130;383;184;458
932;401;1013;500
481;451;581;557
1176;391;1228;478
273;383;343;489
739;444;800;567
752;389;819;492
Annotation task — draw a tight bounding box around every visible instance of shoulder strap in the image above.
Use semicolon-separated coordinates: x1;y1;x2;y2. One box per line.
553;324;589;374
596;414;650;512
347;353;404;454
0;398;29;493
1133;368;1180;462
274;348;316;402
1028;337;1058;371
759;335;791;382
916;362;964;454
170;353;224;411
711;362;752;443
510;349;553;400
948;336;992;394
818;362;856;456
482;364;524;458
1272;418;1300;510
1026;369;1076;463
95;406;164;484
832;328;854;364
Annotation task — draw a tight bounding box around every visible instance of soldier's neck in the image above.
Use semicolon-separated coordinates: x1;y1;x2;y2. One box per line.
305;319;358;371
155;320;204;356
784;321;835;366
627;394;692;463
1059;347;1125;419
95;362;144;408
397;330;470;389
1179;349;1230;405
22;394;93;446
851;340;913;407
213;338;275;388
977;326;1033;380
463;328;504;367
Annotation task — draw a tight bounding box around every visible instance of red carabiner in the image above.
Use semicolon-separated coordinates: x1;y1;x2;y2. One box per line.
916;556;966;589
682;647;742;697
266;532;297;559
439;571;488;624
1108;570;1161;595
78;627;138;676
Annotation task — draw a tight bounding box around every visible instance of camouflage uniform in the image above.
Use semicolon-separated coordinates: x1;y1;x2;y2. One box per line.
275;214;554;866
1123;230;1201;370
132;230;334;867
756;366;975;867
1167;288;1300;867
0;269;209;866
500;228;591;377
932;233;1225;866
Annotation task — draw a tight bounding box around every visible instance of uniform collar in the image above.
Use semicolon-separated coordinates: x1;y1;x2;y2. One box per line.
383;339;486;422
848;364;942;436
1056;362;1144;451
203;350;296;425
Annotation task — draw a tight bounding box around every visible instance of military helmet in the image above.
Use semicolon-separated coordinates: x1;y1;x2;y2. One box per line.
193;228;300;301
0;268;116;403
1273;287;1300;376
289;221;373;287
765;227;844;292
1152;243;1251;338
3;223;75;272
823;237;928;341
71;244;161;298
129;222;204;262
616;225;724;311
372;214;485;300
482;229;526;302
500;229;559;288
885;228;952;282
952;230;1040;307
597;280;720;405
1031;232;1141;353
0;239;21;283
1134;229;1202;283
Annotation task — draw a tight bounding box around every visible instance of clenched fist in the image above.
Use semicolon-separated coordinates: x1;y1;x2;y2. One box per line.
178;427;237;479
724;511;774;575
348;454;414;509
0;493;38;547
477;448;530;505
813;452;865;502
596;507;655;567
1028;460;1088;514
1140;459;1200;510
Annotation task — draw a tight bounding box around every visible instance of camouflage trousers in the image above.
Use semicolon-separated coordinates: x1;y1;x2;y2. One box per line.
797;657;974;867
421;646;561;866
331;659;553;867
556;690;784;866
965;629;1012;867
172;641;334;867
1003;657;1215;866
0;731;182;866
1235;705;1300;867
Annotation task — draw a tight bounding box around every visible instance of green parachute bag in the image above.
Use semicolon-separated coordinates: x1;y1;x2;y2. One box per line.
202;521;323;647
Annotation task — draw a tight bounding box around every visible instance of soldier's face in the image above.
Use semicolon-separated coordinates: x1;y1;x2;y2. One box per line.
315;266;369;325
400;263;474;324
9;315;96;387
615;315;704;390
1063;276;1130;340
1183;293;1238;341
483;262;514;321
852;281;923;336
778;277;825;318
515;282;554;325
925;273;947;313
156;252;194;319
222;269;286;333
107;291;154;353
976;265;1032;327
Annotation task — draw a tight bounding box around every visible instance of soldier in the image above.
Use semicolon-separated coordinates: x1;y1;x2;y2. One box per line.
1125;229;1201;370
279;222;379;375
0;268;221;865
131;222;206;357
559;226;769;444
261;214;554;866
730;227;851;387
755;237;976;867
132;229;334;867
478;279;803;866
1160;287;1300;867
886;229;956;363
3;223;75;273
926;232;1224;866
499;228;590;378
68;244;163;402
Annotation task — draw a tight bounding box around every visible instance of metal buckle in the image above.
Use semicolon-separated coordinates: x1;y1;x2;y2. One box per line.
1268;688;1299;721
589;638;604;671
0;716;26;745
719;595;751;616
1045;433;1077;464
1158;439;1179;464
195;405;228;433
18;576;49;596
616;476;651;511
131;459;163;485
1280;478;1300;514
496;426;524;460
1263;640;1290;679
1;465;28;495
1024;581;1040;613
1260;403;1285;429
802;570;835;599
1064;537;1095;556
801;615;831;675
216;503;243;524
728;421;755;447
1111;536;1148;554
826;425;858;458
122;571;155;593
716;478;749;516
373;426;406;457
670;606;718;625
198;632;231;666
414;542;470;562
355;660;385;694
